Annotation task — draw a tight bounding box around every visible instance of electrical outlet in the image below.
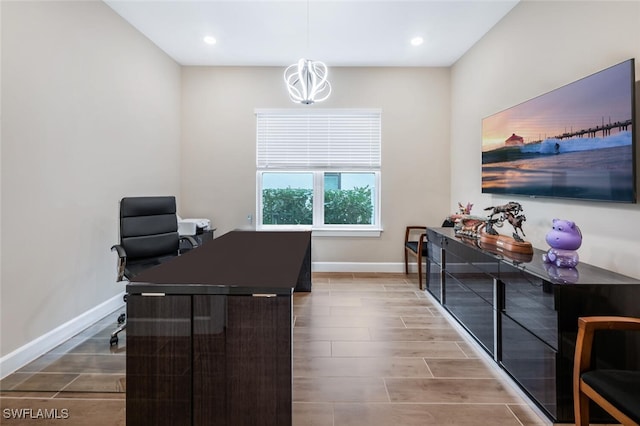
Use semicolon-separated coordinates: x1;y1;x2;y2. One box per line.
247;213;253;224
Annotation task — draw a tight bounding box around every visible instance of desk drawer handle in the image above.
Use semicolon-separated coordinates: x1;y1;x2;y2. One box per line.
141;292;166;297
253;293;277;298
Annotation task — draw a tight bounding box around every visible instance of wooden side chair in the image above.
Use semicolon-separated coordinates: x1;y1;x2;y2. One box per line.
404;226;428;289
574;316;640;426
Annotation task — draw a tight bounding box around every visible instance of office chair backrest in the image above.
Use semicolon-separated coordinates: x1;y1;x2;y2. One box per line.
120;196;180;260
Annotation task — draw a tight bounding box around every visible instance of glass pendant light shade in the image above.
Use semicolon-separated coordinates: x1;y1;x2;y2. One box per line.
284;58;331;105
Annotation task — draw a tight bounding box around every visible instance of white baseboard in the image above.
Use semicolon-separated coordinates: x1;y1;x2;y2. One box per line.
0;293;125;380
312;262;409;273
310;261;494;275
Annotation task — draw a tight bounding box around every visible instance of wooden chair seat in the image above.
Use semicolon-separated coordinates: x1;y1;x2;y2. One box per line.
581;369;640;423
574;316;640;426
404;241;428;257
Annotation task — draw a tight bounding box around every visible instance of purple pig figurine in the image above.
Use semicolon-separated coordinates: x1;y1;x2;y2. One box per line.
542;219;582;268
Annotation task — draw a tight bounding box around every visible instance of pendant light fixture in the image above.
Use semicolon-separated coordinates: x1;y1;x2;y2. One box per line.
284;0;331;104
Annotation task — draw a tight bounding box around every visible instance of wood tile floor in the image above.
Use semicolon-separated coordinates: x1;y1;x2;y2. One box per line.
1;273;609;425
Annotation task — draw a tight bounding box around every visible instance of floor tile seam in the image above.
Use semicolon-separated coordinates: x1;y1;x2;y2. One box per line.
295;355;447;359
421;358;436;378
295;340;468;344
11;371;124;382
7;372;101;380
48;352;125;356
505;403;531;426
4;373;84;391
383;377;516;382
64;373;124;376
38;369;125;375
326;339;468;343
55;373;85;396
294;326;441;329
0;376;33;391
400;316;409;329
319;356;474;360
325;294;420;297
454;341;475;359
60;352;126;357
293;375;437;379
53;392;125;398
0;396;126;402
294;376;505;381
381;377;391;403
0;395;57;400
321;401;537;406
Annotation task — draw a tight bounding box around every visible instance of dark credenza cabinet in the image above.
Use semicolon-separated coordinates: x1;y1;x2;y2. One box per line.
425;227;640;423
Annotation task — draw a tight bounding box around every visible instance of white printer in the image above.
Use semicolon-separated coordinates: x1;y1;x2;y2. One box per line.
177;215;212;237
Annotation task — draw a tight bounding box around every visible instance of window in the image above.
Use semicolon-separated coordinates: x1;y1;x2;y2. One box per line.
256;109;381;235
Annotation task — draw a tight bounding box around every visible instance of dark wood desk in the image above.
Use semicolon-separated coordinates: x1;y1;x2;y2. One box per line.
126;231;311;426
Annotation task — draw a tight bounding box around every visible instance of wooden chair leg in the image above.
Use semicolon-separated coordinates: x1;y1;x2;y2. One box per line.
404;248;409;274
417;255;423;290
574;388;590;426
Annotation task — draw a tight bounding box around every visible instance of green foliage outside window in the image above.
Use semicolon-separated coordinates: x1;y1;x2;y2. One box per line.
324;186;373;224
262;186;373;225
262;188;313;225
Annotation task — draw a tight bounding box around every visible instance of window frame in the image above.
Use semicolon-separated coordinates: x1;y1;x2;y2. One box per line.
255;109;382;236
256;169;382;236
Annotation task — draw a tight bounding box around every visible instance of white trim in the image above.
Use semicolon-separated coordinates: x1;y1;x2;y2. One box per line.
0;293;125;379
313;262;404;273
256;227;382;237
312;229;382;237
310;261;476;273
257;170;381;230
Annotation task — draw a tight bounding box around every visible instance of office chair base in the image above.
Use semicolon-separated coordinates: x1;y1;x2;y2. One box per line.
113;294;127;342
110;323;126;346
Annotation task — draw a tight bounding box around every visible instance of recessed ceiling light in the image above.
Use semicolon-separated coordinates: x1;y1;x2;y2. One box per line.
203;36;217;45
410;37;424;46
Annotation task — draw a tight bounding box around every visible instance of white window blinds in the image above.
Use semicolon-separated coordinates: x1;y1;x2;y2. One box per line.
256;109;381;169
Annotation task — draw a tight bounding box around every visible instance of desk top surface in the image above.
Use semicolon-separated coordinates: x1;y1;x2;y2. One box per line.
127;230;310;295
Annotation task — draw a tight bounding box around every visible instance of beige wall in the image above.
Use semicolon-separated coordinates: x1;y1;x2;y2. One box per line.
4;0;640;364
180;66;451;265
0;1;181;357
451;0;640;278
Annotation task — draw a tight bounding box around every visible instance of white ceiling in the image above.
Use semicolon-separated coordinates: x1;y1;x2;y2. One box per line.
104;0;519;67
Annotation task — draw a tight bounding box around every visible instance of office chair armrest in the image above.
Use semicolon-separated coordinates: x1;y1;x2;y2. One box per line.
110;245;127;282
111;244;127;258
180;235;199;248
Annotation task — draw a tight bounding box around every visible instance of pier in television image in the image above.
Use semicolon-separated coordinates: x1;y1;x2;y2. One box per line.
482;59;636;203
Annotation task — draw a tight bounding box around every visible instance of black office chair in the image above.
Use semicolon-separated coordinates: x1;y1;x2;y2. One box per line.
109;196;198;345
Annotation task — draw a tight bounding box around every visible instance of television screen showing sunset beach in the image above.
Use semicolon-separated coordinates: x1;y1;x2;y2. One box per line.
482;59;635;202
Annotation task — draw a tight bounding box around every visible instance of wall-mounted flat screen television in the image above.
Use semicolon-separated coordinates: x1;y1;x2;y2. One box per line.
482;59;636;203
